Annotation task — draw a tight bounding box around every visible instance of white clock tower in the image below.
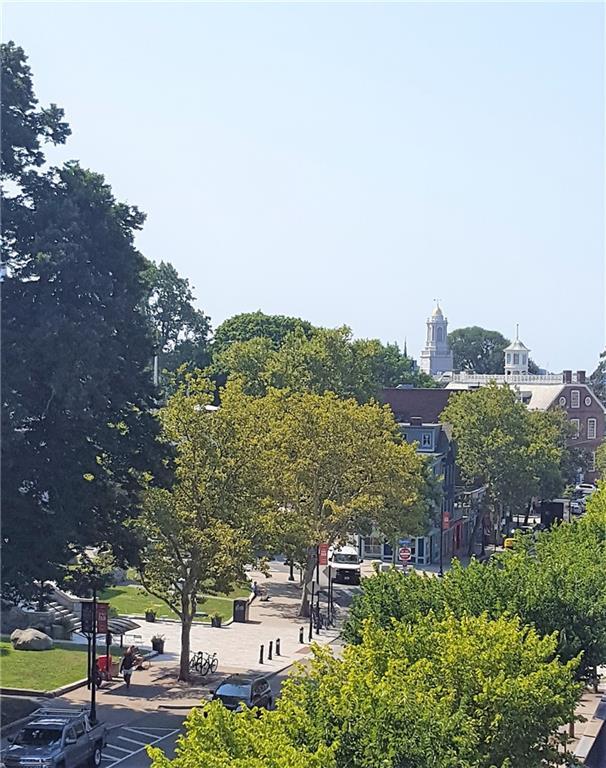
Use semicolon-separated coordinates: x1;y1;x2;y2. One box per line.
419;302;454;376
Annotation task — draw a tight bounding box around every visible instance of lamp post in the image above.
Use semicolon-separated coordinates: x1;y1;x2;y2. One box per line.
90;582;97;724
439;509;444;578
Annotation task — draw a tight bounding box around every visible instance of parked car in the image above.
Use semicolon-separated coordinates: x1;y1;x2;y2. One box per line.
211;674;273;712
4;708;107;768
575;483;596;497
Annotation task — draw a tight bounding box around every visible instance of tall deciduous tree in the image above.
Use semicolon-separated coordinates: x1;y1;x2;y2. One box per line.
256;389;430;616
134;375;265;680
440;384;569;545
143;260;211;378
214;326;436;403
212;311;314;354
1;43;160;600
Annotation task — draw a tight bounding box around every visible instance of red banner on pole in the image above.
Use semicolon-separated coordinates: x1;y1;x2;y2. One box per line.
96;603;109;634
318;543;329;566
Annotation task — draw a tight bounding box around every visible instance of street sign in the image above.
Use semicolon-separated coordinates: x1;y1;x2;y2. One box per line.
318;543;329;566
443;511;450;527
81;602;94;634
398;546;412;563
398;538;411;547
96;603;109;634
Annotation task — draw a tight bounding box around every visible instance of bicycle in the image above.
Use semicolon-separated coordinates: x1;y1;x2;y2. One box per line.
189;650;219;676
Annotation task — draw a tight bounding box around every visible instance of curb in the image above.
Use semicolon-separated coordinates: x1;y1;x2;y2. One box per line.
126;615;234;628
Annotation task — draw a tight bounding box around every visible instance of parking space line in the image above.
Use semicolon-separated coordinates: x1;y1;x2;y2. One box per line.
105;744;132;754
124;728;164;739
104;728;180;767
117;736;149;746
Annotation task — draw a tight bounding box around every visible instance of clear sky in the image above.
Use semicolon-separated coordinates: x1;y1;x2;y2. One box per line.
4;1;604;372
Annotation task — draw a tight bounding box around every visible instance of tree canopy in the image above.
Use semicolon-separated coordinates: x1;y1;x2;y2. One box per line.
150;613;580;768
344;487;606;682
1;42;161;600
143;260;211;377
134;375;266;680
213;325;436;403
212;311;314;354
440;384;571;538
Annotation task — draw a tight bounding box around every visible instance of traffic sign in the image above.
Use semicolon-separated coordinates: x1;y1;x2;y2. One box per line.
96;603;109;634
398;546;412;563
318;543;329;566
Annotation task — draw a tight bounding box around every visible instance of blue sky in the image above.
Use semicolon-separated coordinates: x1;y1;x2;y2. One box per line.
4;1;604;372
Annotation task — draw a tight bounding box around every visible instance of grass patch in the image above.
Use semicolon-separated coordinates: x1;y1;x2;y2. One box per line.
98;583;250;623
0;641;90;691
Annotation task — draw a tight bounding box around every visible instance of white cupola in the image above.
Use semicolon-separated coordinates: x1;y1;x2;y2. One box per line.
504;326;530;377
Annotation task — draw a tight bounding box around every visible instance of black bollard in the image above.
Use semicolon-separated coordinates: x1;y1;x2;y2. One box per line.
276;638;281;656
299;627;304;644
268;640;273;661
259;644;264;664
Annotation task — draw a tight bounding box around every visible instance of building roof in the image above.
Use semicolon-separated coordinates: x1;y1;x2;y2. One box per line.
431;304;444;318
517;384;564;410
504;338;530;352
380;387;454;423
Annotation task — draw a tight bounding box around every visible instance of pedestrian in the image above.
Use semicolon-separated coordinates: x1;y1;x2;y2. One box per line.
119;646;135;690
252;581;259;597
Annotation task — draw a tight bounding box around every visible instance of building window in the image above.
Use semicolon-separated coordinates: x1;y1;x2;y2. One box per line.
421;433;432;448
513;353;519;364
506;353;511;364
436;327;443;342
589;451;596;472
570;418;580;438
571;390;580;408
587;418;597;440
559;396;566;407
585;396;592;407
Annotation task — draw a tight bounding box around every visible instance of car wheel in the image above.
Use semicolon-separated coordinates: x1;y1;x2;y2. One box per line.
90;744;103;767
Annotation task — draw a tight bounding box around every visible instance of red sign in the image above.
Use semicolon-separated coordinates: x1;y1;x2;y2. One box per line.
96;603;109;634
443;511;450;527
398;546;412;563
318;543;329;566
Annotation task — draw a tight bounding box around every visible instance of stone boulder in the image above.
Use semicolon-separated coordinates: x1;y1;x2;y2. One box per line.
10;628;54;651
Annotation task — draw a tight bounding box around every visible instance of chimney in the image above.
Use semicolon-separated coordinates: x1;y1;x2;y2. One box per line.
563;370;572;384
576;370;586;383
410;416;423;426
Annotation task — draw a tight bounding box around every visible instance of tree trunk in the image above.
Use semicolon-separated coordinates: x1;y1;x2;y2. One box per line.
299;548;317;618
178;614;193;682
288;560;295;581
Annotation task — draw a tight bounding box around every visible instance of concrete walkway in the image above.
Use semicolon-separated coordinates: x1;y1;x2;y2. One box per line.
118;560;341;680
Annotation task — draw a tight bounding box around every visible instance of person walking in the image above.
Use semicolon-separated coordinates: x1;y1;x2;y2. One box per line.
119;646;135;690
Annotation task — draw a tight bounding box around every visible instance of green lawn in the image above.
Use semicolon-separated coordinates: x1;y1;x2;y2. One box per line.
99;583;251;624
0;641;102;691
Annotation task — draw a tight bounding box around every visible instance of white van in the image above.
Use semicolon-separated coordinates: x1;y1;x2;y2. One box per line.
328;545;362;585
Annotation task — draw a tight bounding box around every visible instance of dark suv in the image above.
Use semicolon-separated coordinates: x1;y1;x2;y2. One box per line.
212;674;273;712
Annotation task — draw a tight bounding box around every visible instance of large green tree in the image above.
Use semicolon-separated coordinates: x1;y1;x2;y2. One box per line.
440;384;570;546
344;488;606;682
150;614;580;768
134;375;266;680
255;388;430;615
212;311;314;354
143;260;211;380
1;43;160;601
214;326;436;403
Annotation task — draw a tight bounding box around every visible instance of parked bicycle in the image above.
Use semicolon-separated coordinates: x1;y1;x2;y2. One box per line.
189;650;219;676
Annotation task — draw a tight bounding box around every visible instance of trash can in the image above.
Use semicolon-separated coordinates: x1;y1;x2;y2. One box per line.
233;599;250;623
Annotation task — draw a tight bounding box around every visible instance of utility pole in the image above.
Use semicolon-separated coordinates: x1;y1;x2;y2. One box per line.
90;582;97;724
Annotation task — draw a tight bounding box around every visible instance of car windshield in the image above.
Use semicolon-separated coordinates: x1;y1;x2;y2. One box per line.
333;553;358;564
216;683;252;699
16;728;63;746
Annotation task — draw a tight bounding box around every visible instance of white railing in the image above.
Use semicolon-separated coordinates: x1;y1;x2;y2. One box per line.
450;372;564;385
